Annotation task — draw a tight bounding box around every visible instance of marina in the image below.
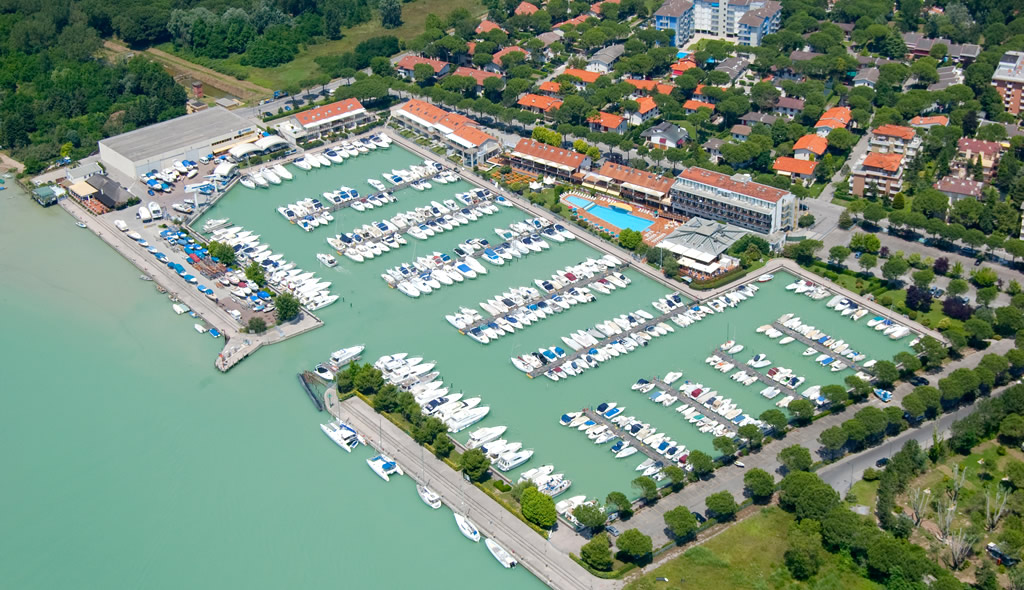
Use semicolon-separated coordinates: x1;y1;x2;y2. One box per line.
648;378;740;435
579;407;667;464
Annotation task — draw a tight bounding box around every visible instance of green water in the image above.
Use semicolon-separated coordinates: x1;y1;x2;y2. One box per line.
1;143;914;587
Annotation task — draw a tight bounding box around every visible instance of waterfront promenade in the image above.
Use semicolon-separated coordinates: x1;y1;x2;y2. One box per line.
326;393;614;590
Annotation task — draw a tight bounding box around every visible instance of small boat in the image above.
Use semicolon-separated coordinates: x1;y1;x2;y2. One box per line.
316;253;337;267
485;538;517;568
194;323;206;333
757;274;774;282
75;221;87;228
454;513;481;542
366;454;403;481
417;485;442;509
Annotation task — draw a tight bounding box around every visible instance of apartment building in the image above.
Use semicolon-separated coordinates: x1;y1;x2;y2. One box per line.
669;167;796;234
391;99;499;166
850;152;904;197
992;51;1024;115
508;138;590;181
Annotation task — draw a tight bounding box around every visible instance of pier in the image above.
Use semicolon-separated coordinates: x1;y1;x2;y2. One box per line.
768;320;869;373
459;263;628;333
579;408;665;463
711;350;787;391
325;394;610;590
649;379;739;434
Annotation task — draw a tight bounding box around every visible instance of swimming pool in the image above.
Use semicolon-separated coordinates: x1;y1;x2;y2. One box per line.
565;196;654;232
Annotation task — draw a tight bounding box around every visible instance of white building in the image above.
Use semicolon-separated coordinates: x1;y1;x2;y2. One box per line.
669;167;795;234
275;98;374;143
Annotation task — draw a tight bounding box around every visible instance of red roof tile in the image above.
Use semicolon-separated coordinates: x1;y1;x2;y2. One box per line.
492;46;529;67
539;81;561;93
594;161;673;193
588;111;625;129
517;94;563;112
624;79;674;95
773;157;818;175
683;99;713;111
910;115;949;127
512;138;587;170
676;167;790;202
476;20;505;34
396;55;449;74
957;138;1003;157
450;125;497;147
563;68;601;84
554;14;589;28
933;176;983;197
794;134;827;155
863;152;904;172
452;67;501;86
295;98;365;128
515;1;539;14
872;124;916;140
636;96;658;114
815;106;851;129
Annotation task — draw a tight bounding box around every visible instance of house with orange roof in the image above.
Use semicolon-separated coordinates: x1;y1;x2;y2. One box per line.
475;20;505;34
814;106;852;137
793;134;827;160
487;46;531;72
909;115;949;129
517;94;563;119
580;161;674;207
671;58;697;77
850;152;904;196
589;0;620;17
954;138;1004;181
773;156;818;185
508;138;590;181
452;67;502;89
395;55;450;80
628;96;659;125
624;78;675;97
515;1;538;15
276;98;373;142
538;80;561;95
869;124;920;158
391;99;500;166
561;68;602;89
554;14;590;28
683;99;714;114
588;111;627;134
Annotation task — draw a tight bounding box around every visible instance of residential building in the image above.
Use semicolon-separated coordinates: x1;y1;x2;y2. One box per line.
391;99;500;166
562;68;602;89
793;134;827;160
66;162;104;183
475;20;505;34
669;167;796;233
901;32;980;63
554;14;589;28
624;79;675;97
656;217;748;280
589;0;620;17
579;161;674;208
653;0;695;46
275;98;373;143
715;56;751;82
508;138;590;181
853;67;879;88
992;51;1024;115
693;84;724;104
731;124;752;141
869;125;921;158
535;31;565;62
736;1;781;47
671;57;698;76
929;66;963;91
789;50;824;62
909;115;949;129
587;44;625;73
934;176;985;202
684;99;714;114
588;111;627;134
703;138;724;163
517;94;563;117
740;112;777;126
642;122;688;150
773;96;804;118
628;96;659;125
814;106;852;137
850;152;904;197
772;156;818;185
515;1;538;15
395;55;450;80
954;138;1004;181
488;46;530;72
451;67;501;89
539;81;561;95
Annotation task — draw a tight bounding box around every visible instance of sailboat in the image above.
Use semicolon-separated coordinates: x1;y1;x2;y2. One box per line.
454;513;481;542
417;485;442;509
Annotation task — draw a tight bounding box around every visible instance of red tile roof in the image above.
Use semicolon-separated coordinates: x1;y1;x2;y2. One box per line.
555;14;590;28
909;115;949;127
396;55;449;74
395;99;496;147
794;134;827;155
515;1;539;14
863;152;904;172
512;138;587;170
624;79;674;95
517;94;563;112
872;124;916;140
594;161;673;194
934;176;983;197
493;46;529;67
590;0;621;13
451;125;497;147
476;20;505;34
671;58;697;74
539;81;561;93
676;167;790;203
815;106;852;129
563;68;601;84
588;111;625;129
957;138;1003;157
773;157;818;175
636;96;658;114
683;99;713;111
452;67;501;86
295;98;365;128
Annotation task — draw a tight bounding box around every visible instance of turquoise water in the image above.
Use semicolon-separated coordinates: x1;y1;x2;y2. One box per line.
564;195;653;232
1;142;916;587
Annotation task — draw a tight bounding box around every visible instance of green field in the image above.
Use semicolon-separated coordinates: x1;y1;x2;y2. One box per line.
163;0;486;91
625;507;881;590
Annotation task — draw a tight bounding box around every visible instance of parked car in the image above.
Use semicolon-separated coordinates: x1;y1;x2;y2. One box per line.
909;376;929;387
875;457;890;467
606;525;622;537
692;511;707;524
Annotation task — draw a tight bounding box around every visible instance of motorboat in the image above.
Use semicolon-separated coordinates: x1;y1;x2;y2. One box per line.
495;449;534;471
485;538;517;568
366;454;403;481
316;253;337;267
454;513;481;542
467;425;508;449
330;345;365;366
417;485;442;509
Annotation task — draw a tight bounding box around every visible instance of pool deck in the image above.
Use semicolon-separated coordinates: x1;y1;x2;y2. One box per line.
559;191;682;247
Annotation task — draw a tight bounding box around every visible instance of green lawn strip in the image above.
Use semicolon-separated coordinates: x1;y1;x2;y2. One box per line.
625;507;882;590
846;478;880;508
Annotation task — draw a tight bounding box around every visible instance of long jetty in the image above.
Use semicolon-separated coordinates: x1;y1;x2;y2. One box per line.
768;320;868;373
580;408;665;463
326;394;611;590
459;263;628;333
712;350;786;390
650;378;739;434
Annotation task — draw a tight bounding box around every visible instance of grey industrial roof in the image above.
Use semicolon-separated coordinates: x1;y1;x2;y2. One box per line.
99;107;253;163
661;217;749;258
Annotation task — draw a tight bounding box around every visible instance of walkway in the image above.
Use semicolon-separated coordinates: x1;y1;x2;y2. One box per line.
580;408;664;463
329;394;614;590
769;320;869;374
650;378;738;434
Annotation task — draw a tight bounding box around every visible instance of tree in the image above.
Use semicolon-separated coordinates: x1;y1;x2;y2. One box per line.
705;491;738;520
738;424;763;449
521;486;557;528
850;232;881;253
247;316;267;334
827;127;858;151
580;533;614;570
858;253;878;274
781;239;823;264
881;255;910;284
207;241;236;267
778;445;812;473
413;63;436;83
459;448;491;482
743;468;776;501
911;268;934;289
829;246;851;266
713;435;737;458
863;203;888;224
616;529;653;561
964;318;994;344
788;399;815;423
838;210;854;230
785;520;823;580
688;450;715;478
760;409;789;433
573;503;607;529
976;286;998;307
663;465;686;490
946;278;969;297
798;214;816;228
275;292;300;323
1001;414;1024;442
632;476;658;504
821;384;848;405
663;506;698;540
245;261;266;287
873;360;900;387
606;491;632;518
618;228;643;251
433;434;454;458
379;0;402;28
819;426;848;460
779;471;840;521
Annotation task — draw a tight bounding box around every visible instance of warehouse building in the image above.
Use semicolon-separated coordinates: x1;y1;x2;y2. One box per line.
98;107;257;180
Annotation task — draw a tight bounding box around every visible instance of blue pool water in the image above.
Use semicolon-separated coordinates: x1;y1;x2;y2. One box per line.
565;196;654;232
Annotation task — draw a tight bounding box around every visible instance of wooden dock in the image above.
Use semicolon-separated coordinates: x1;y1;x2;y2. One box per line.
649;378;739;434
459;263;628;333
712;350;784;390
327;394;610;590
580;408;664;463
769;320;868;373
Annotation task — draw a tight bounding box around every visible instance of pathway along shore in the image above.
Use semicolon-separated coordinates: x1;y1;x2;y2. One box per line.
324;391;614;590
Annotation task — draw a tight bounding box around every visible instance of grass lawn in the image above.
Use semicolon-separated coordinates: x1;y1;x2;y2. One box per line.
847;478;880;509
625;507;881;590
173;0;486;90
